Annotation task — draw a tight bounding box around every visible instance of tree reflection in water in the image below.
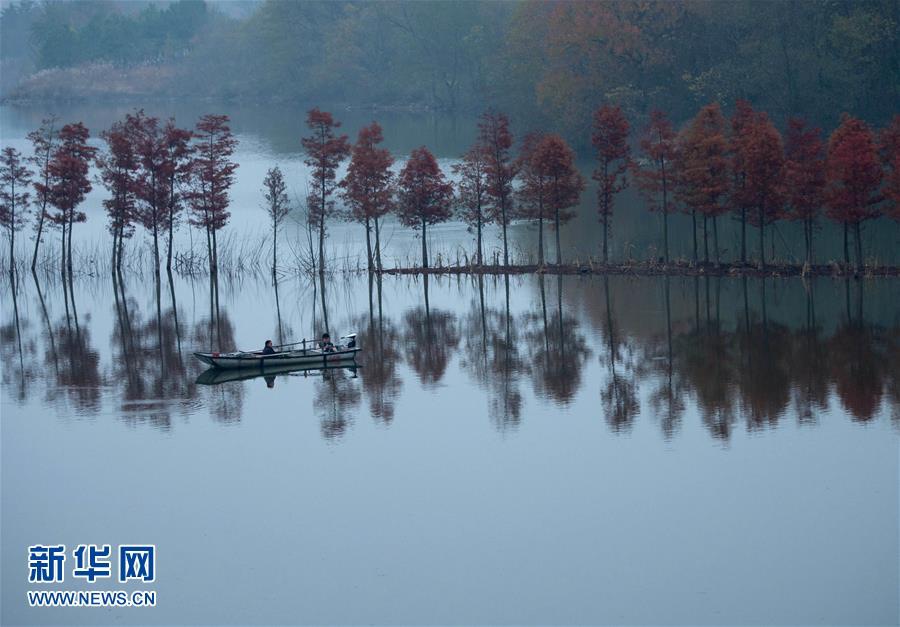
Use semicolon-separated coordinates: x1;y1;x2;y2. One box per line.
403;275;460;388
315;366;361;441
357;273;402;424
599;276;640;433
1;272;897;440
523;274;591;406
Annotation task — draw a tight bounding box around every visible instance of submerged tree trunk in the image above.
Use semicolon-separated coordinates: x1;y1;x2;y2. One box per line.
421;218;429;269
843;222;850;266
758;206;766;268
537;214;544;266
374;216;382;272
713;216;720;265
475;208;483;266
555;208;562;266
662;209;669;263
740;206;747;264
32;206;46;272
854;221;863;270
364;217;373;272
702;214;709;263
691;210;698;262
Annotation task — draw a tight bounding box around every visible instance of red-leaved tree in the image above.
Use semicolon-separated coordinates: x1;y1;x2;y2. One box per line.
591;104;630;262
825;114;882;268
162;119;193;273
397;147;453;269
27;117;58;272
453;143;490;266
742;111;784;267
878;114;900;222
130;111;170;274
729;100;756;263
302;108;350;273
675;103;729;264
99;117;140;272
47;122;96;280
783;118;825;265
0;147;32;276
479;111;517;266
189;114;238;275
340;121;394;272
522;133;583;266
634;109;676;263
517;132;550;265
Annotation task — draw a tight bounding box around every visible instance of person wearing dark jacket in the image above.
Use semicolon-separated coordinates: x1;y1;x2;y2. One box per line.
262;340;276;355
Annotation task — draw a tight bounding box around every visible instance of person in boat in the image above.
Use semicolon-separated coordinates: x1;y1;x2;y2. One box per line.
319;333;336;352
262;340;276;355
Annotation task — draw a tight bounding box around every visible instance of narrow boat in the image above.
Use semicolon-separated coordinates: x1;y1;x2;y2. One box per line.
193;334;359;370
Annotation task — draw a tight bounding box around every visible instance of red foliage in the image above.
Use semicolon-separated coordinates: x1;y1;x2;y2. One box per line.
452;142;491;265
633;109;676;260
47;122;96;229
340;121;394;270
784;118;825;222
879;114;900;221
783;117;825;263
397;146;453;268
825;114;882;265
591;104;630;261
189;114;237;273
302;108;350;225
742;112;785;227
520;133;584;265
826;114;882;225
26;118;58;269
189;114;237;234
478;111;517;265
99;118;140;252
675;103;730;220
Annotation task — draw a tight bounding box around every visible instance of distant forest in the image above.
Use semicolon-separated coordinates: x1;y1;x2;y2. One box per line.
2;0;898;135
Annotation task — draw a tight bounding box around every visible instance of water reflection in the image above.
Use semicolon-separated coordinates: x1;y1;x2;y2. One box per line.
2;272;897;441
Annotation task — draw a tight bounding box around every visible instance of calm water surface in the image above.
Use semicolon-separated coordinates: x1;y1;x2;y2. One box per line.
1;102;899;625
1;269;898;625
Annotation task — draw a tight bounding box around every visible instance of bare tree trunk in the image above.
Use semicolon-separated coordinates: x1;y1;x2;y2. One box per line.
475;207;482;266
702;214;709;263
374;216;383;272
537;214;544;266
555;208;562;266
691;210;698;262
843;222;849;266
740;206;747;263
758;206;766;268
364;217;373;272
713;215;720;265
854;221;863;269
32;204;46;272
421;218;429;269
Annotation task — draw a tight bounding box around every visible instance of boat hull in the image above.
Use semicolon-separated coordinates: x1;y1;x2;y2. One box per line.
194;347;360;370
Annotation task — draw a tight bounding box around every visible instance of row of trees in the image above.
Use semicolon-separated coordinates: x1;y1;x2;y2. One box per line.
632;103;900;268
291;104;900;273
3;105;899;278
0;112;237;279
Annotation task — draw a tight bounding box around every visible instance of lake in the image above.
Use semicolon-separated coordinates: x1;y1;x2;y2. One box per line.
1;103;898;625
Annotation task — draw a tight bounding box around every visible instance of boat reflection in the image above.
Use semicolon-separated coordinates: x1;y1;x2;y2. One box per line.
196;362;360;386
